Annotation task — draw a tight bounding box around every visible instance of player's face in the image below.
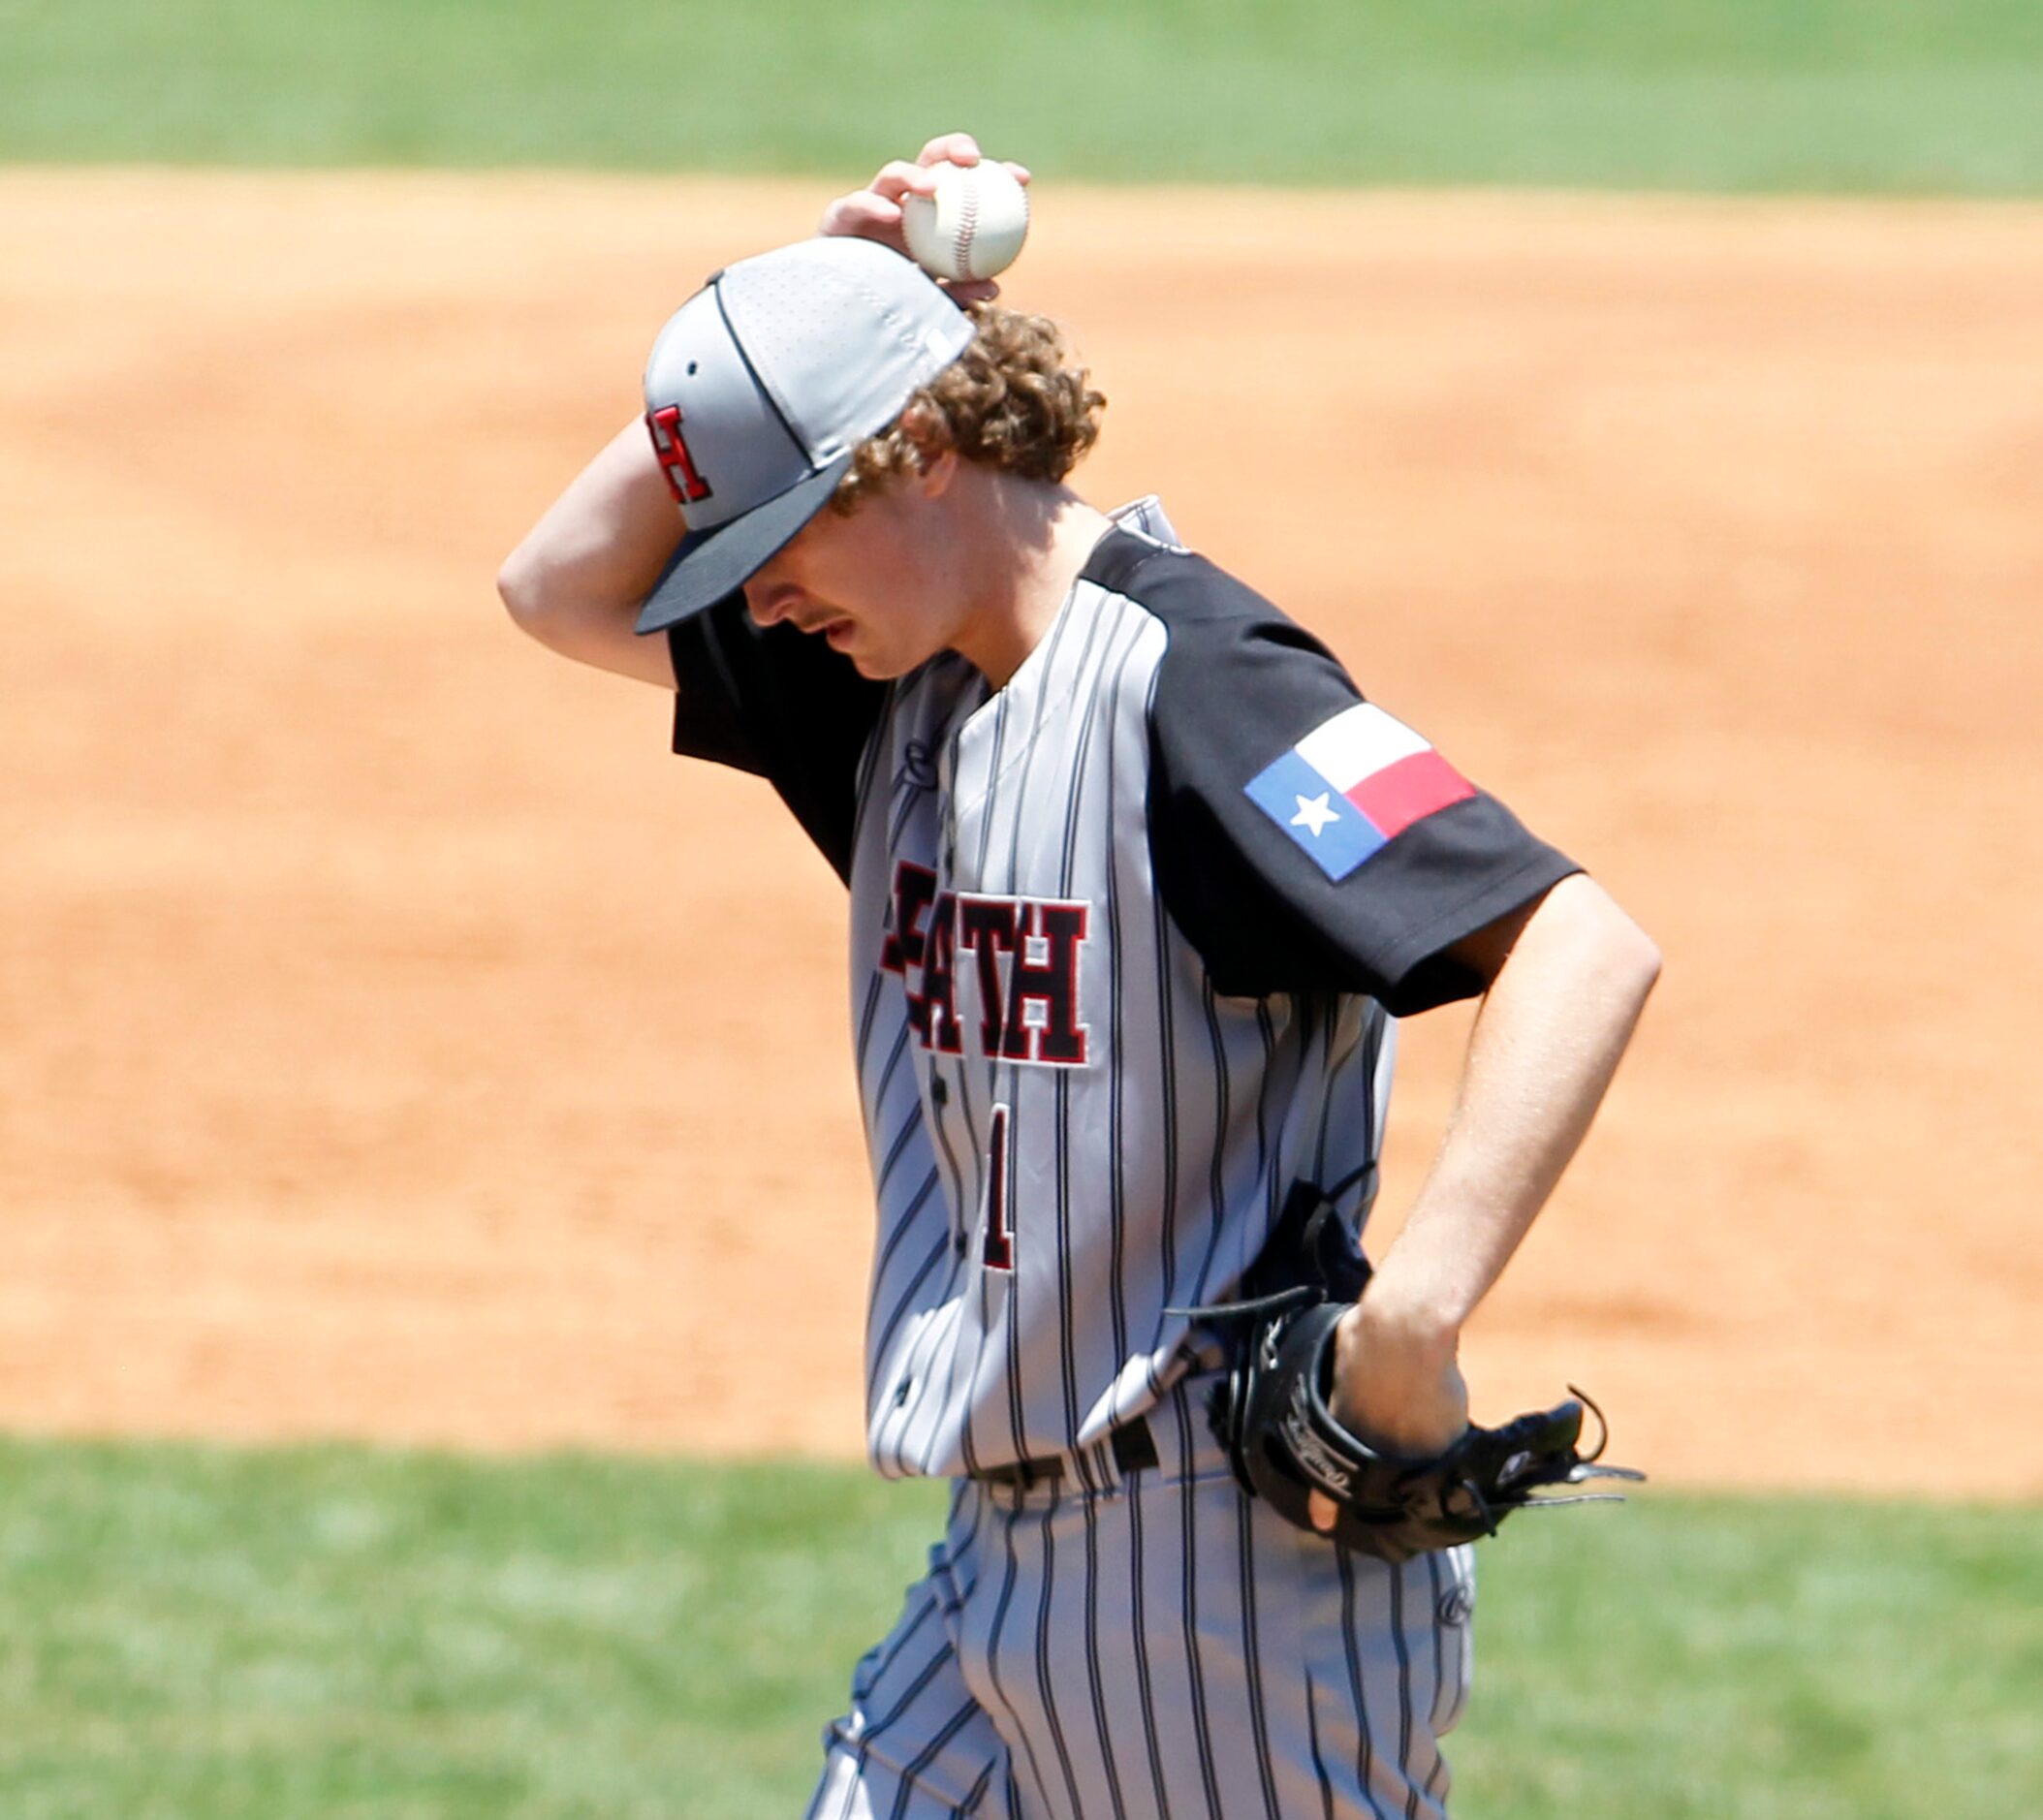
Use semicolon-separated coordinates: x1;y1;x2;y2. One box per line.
742;481;964;678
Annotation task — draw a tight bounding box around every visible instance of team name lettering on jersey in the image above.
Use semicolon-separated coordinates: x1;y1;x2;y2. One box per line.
879;862;1091;1067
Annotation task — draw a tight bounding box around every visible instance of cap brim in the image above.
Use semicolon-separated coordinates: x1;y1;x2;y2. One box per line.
634;455;853;634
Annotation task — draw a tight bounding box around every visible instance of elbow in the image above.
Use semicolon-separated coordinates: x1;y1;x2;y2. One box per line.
1593;889;1663;1012
497;539;574;651
1545;872;1663;1009
1619;917;1663;1009
1633;920;1664;988
496;540;546;634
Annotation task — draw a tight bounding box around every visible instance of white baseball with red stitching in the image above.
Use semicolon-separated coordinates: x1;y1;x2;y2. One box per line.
900;160;1029;282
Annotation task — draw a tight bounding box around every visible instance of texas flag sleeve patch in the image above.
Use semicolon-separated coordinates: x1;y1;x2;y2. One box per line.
1242;703;1478;882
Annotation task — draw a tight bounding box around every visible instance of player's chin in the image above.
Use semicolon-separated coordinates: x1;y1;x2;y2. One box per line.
822;619;933;680
835;635;916;681
847;648;912;680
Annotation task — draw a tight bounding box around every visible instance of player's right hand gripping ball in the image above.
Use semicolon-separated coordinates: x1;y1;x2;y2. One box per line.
1197;1197;1646;1563
901;160;1029;283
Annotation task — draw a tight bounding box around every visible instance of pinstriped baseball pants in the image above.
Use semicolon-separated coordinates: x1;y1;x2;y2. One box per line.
806;1377;1477;1819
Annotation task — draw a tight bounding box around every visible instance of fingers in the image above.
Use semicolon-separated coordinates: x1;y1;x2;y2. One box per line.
817;152;944;242
822;138;1032;235
819;157;949;240
818;135;1031;301
814;191;1003;302
817;186;907;246
870;157;944;204
916;133;1032;186
917;131;981;169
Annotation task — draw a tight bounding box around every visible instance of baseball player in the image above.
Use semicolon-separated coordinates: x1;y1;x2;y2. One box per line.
500;134;1660;1818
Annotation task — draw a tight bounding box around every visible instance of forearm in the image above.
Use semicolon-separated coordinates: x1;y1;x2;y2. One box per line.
1377;873;1659;1327
497;418;686;686
1332;872;1661;1448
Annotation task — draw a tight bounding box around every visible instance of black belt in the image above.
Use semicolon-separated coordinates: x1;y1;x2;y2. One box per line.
972;1418;1159;1491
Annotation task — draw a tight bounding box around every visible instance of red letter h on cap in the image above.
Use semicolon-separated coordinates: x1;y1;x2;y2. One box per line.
647;405;713;505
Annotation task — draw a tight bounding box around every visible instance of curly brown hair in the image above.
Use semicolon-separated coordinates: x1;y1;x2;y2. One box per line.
830;302;1105;515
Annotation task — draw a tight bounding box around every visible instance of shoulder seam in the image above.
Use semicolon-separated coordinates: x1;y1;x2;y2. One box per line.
1091;541;1303;638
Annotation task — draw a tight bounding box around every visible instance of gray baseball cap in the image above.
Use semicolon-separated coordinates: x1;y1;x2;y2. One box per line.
635;236;977;633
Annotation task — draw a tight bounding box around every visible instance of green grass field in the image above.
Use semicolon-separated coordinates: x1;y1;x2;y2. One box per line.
3;0;2043;191
0;1438;2035;1817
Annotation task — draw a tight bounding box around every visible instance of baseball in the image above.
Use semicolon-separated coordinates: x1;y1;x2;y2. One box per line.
900;160;1029;283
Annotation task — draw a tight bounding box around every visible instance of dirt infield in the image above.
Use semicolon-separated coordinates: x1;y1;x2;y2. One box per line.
2;172;2036;1495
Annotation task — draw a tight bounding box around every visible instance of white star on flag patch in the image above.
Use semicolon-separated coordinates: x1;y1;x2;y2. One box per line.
1243;703;1476;881
1290;793;1340;836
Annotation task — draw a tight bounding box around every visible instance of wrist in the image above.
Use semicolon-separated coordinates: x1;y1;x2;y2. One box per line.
1353;1269;1464;1353
1332;1289;1460;1396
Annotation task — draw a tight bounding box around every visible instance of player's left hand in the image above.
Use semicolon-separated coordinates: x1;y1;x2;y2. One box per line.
1186;1191;1645;1560
819;132;1032;304
1214;1294;1643;1562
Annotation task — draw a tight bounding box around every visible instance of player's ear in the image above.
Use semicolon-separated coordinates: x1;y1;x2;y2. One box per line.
916;446;959;497
896;401;955;495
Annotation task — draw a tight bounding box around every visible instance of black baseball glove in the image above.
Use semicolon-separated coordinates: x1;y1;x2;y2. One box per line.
1181;1185;1644;1565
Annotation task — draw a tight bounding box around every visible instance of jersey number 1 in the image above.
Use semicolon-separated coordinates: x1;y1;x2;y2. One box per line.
982;1103;1013;1271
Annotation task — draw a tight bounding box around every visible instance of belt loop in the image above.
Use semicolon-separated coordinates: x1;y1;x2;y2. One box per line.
1112;1418;1160;1477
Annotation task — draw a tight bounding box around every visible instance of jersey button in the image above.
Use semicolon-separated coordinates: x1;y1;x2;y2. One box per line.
929;1077;949;1107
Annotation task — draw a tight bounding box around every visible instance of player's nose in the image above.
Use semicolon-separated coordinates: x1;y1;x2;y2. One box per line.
744;581;801;628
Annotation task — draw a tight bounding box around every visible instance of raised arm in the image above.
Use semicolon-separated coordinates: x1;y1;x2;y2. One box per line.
497;418;683;687
497;130;1024;689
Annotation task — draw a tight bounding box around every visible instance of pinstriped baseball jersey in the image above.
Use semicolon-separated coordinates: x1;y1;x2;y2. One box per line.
665;497;1578;1483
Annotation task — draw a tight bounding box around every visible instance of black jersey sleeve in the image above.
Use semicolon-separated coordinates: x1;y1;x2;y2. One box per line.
663;590;887;885
1118;542;1581;1015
